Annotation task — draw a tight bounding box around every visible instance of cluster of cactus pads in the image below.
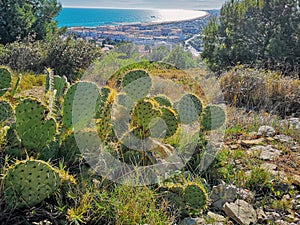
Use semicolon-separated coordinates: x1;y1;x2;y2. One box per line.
113;69;225;165
3;159;74;208
0;65;225;210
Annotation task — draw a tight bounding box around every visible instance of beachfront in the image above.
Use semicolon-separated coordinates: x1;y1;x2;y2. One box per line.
65;9;218;54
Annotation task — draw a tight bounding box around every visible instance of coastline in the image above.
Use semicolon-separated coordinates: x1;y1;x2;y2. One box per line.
58;8;209;28
115;10;209;27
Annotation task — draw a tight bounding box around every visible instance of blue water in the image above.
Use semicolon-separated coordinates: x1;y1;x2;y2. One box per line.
56;8;169;27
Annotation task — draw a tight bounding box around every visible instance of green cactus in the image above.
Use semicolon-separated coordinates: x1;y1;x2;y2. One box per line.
122;70;152;101
46;74;69;98
117;93;134;109
163;181;208;216
175;94;202;124
0;101;13;124
0;68;12;97
131;99;162;131
150;107;179;139
11;74;22;97
15;98;57;150
153;95;172;107
201;105;226;130
96;89;116;143
3;159;70;208
63;82;101;129
96;86;115;118
183;182;208;212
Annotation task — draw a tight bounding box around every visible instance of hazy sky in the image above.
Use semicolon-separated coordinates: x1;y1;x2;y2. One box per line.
60;0;226;10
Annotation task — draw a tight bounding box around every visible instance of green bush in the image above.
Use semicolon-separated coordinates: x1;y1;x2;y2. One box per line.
202;0;300;76
0;36;102;82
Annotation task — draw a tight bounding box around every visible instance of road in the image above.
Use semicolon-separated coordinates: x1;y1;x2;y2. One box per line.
184;33;202;57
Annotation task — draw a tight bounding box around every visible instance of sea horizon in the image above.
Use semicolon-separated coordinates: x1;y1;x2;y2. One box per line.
56;7;209;28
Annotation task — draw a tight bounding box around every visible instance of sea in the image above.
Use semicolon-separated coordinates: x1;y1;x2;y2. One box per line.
55;8;208;27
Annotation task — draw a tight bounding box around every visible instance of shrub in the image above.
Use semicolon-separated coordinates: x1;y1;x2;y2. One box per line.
220;66;300;117
0;36;102;82
44;36;102;82
0;39;45;72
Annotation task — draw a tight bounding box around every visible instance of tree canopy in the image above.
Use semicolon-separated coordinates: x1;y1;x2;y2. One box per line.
0;0;61;44
201;0;300;76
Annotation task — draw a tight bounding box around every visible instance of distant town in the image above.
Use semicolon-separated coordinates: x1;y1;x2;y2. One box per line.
65;10;219;56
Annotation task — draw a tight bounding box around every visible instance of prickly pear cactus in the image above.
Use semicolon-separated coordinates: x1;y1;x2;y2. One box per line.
163;181;208;215
183;182;208;212
150;107;179;139
15;98;57;150
4;159;62;208
63;82;101;129
0;101;13;124
131;99;162;130
176;94;202;124
122;70;152;101
117;93;134;109
46;74;69;98
202;105;226;130
0;68;12;97
153;95;172;107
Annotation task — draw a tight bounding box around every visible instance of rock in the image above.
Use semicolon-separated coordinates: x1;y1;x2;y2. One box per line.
237;188;254;202
287;118;300;129
179;217;198;225
179;217;207;225
275;219;292;225
241;138;264;147
274;135;293;143
256;207;268;222
249;131;258;137
207;211;226;222
266;211;281;220
230;144;239;150
248;145;282;160
210;182;237;210
261;163;278;171
266;137;275;142
292;174;300;186
286;214;295;223
223;199;257;225
291;145;300;152
257;125;276;137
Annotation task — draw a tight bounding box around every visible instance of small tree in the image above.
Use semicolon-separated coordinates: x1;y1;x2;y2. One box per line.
202;0;300;76
0;0;61;44
164;46;197;69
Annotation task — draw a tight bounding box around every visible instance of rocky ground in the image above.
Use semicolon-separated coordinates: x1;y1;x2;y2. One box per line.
180;111;300;225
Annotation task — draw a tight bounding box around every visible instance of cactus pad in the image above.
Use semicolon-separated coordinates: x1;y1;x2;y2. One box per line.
122;70;152;101
176;94;202;124
153;95;172;107
150;107;179;139
63;82;101;129
46;75;69;98
131;99;162;131
117;93;134;109
4;159;62;208
15;98;57;150
0;101;13;124
201;105;226;130
183;182;208;211
0;68;12;97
